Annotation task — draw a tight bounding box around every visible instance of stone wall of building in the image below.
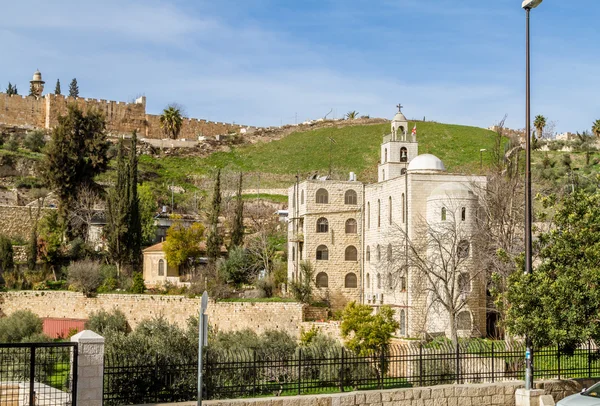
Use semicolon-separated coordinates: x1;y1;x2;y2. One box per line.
0;94;46;128
0;291;306;336
0;206;53;240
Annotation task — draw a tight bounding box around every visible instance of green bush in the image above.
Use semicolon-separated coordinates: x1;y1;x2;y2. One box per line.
67;260;103;297
0;235;14;273
85;309;130;335
23;130;45;152
131;272;146;294
4;136;19;152
0;310;45;342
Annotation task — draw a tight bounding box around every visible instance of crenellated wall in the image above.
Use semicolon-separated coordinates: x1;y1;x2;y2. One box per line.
0;92;249;139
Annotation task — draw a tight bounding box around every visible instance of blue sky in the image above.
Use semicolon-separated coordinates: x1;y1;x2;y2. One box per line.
0;0;597;133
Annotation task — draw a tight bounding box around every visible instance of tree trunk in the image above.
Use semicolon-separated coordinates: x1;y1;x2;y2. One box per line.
449;315;458;349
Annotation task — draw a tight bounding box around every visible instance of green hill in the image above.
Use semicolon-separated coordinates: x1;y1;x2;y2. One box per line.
139;121;499;190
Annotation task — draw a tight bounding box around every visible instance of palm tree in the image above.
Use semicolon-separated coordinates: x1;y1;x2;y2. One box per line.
533;115;546;140
345;111;359;120
160;106;183;139
592;119;600;138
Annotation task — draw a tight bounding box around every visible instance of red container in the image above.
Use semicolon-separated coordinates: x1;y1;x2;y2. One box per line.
43;318;87;339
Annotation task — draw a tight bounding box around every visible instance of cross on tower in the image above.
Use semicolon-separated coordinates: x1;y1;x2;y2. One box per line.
396;103;403;113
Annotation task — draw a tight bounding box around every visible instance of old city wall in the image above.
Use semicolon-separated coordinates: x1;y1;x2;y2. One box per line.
0;94;46;128
0;206;53;240
144;114;244;139
0;291;307;336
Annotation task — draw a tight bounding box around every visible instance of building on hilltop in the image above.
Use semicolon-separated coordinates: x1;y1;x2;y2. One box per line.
287;106;487;340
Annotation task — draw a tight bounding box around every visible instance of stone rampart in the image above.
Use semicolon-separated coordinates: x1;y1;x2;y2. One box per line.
0;291;306;336
0;94;45;128
0;205;54;240
144;114;243;139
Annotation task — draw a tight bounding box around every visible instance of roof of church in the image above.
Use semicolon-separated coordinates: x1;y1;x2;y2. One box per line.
429;182;475;199
407;154;446;173
392;112;407;122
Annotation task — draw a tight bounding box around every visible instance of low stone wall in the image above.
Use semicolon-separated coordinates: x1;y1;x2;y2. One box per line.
0;291;306;336
0;205;53;240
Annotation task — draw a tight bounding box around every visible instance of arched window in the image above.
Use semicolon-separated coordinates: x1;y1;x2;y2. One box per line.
366;246;370;262
387;273;393;289
345;246;358;261
316;188;328;204
400;310;406;336
301;190;304;205
461;207;466;221
292;247;295;262
377;245;381;261
345;273;357;288
345;218;357;234
384;148;388;163
389;196;393;224
401;193;405;224
366;273;370;289
399;276;407;291
441;207;447;221
316;217;329;233
400;147;408;162
457;311;472;331
345;190;357;205
377;273;381;289
367;202;371;229
158;259;165;276
457;240;470;258
382;170;385;181
387;244;392;261
377;199;381;227
316;272;329;288
401;168;407;175
316;245;329;260
458;273;471;294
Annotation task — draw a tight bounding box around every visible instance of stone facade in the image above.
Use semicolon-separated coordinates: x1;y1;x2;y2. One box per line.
0;205;54;240
0;91;248;139
0;291;307;336
288;107;487;340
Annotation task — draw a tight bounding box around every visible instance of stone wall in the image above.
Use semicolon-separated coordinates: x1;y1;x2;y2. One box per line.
145;114;244;140
0;94;46;128
0;291;306;336
0;205;53;240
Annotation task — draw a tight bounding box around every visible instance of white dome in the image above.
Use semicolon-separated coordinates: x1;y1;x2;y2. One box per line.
407;154;446;173
429;182;475;199
393;112;407;122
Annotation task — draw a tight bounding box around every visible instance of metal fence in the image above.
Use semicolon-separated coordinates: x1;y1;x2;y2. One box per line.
0;342;78;406
103;341;600;405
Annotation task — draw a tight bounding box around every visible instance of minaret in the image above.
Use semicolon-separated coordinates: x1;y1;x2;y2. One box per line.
378;104;419;182
30;69;45;97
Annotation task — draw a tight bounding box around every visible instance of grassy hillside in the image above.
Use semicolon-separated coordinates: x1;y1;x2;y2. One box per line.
139;121;499;189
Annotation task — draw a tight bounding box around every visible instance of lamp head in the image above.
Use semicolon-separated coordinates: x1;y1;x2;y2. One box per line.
522;0;543;9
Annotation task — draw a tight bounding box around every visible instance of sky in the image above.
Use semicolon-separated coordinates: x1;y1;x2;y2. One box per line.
0;0;598;133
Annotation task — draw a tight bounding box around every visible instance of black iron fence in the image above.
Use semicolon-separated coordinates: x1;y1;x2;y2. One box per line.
0;342;78;406
103;341;600;405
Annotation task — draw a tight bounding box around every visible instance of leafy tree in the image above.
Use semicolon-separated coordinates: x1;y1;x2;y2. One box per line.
0;235;14;273
206;169;223;262
69;78;79;97
0;311;44;343
5;82;18;95
54;79;61;95
131;272;146;294
138;184;157;245
345;111;359;120
42;104;109;224
592;119;600;138
230;172;244;248
67;260;103;297
85;309;130;335
128;131;142;270
37;211;65;279
159;105;183;139
340;302;399;356
217;245;255;286
534;115;546;139
106;139;129;274
23;130;45;152
163;222;205;269
5;136;19;151
289;261;314;303
504;190;600;351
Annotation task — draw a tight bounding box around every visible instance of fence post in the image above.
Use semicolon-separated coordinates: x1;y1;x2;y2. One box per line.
589;341;592;378
419;343;423;387
297;348;302;395
71;330;105;406
557;345;561;380
456;343;460;384
29;345;35;406
340;347;345;392
253;350;257;397
380;350;385;389
491;342;495;383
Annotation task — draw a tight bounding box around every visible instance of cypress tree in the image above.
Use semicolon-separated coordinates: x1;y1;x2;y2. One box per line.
206;169;223;262
27;229;37;271
0;236;14;273
6;83;17;96
55;79;61;95
105;139;129;275
69;78;79;98
128;131;142;271
230;172;244;248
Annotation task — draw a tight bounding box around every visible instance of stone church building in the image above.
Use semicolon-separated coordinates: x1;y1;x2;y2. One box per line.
287;107;487;339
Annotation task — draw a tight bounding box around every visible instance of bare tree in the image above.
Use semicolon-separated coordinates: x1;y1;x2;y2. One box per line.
387;201;484;347
70;186;103;243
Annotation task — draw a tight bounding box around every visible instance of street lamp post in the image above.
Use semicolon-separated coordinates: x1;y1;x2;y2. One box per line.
522;0;543;392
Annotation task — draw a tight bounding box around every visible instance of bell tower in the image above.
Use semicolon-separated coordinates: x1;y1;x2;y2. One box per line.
30;70;45;98
378;104;419;182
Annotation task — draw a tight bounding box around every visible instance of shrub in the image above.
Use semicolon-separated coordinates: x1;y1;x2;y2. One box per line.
23;130;45;152
85;309;130;335
4;135;19;152
0;310;44;342
67;260;103;297
0;235;14;273
131;272;146;294
289;261;314;303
